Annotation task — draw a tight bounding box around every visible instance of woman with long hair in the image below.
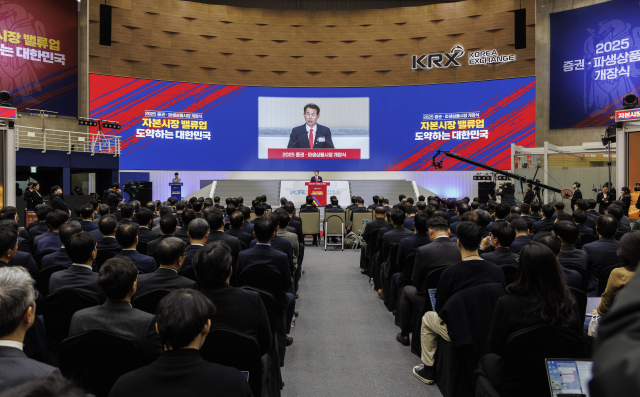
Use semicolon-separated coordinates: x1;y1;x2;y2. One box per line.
477;242;581;392
619;187;632;217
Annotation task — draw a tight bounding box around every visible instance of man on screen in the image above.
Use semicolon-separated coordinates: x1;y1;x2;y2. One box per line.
311;171;323;183
287;103;335;149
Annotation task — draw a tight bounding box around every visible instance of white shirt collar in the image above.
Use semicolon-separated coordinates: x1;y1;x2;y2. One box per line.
0;340;23;350
72;263;93;270
256;243;271;246
435;235;450;240
306;123;318;141
190;243;203;247
103;236;116;239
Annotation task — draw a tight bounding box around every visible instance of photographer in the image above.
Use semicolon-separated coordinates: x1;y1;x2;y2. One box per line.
495;182;516;206
104;182;123;213
597;185;615;215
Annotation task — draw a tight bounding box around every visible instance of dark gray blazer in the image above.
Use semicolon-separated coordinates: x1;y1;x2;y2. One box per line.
134;268;197;297
49;265;105;299
412;237;462;292
558;245;589;268
481;247;519;267
0;346;61;393
69;300;162;364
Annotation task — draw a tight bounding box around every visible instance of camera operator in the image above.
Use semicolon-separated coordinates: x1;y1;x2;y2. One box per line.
496;182;516;206
104;182;123;214
571;182;582;210
619;187;632;217
597;185;615;214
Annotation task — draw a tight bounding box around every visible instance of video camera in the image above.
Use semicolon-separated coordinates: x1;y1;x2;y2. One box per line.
123;180;145;201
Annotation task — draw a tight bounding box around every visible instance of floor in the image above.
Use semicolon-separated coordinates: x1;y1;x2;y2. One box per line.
282;244;443;397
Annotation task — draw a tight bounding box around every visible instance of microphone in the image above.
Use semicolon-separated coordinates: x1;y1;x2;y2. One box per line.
287;129;315;148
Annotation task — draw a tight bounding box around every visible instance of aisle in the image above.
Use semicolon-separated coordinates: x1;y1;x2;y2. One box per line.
282;245;443;397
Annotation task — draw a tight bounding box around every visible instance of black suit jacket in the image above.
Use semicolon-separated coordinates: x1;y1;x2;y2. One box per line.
108;349;252;397
80;220;98;232
69;300;161;364
577;223;595;236
616;222;631;240
597;192;615;214
7;252;39;280
0;346;61;393
381;226;414;262
486;219;505;234
288;219;304;244
362;218;388;242
241;221;254;235
583;237;622;296
403;215;416;231
28;222;49;239
182;244;202;270
412;237;462;291
300;206;319;213
114;250;158;274
41;248;72;269
173;226;190;244
520;215;536;230
49;265;105;299
200;284;272;355
481;247;519;267
118;219;139;228
376;225;394;251
96;236;122;253
509;235;531;253
138;227;161;244
249;236;293;271
147;234;175;256
135;268;197;297
531;217;555;234
310;176;323;182
207;231;242;263
225;227;252;249
237;244;292;293
397;232;430;272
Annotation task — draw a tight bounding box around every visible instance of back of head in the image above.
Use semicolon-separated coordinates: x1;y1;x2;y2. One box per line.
532;232;561;256
156;289;216;350
460;211;479;225
59;222;83;246
427;216;448;234
66;232;96;263
607;205;623;221
254;216;276;243
192;201;203;212
491;221;516;247
0;266;34;338
531;202;541;213
407;197;414;205
306;196;314;206
457;222;482;251
576;199;589;211
413;212;428;233
135;208;154;227
0;226;17;257
494;204;508;219
618;231;640;270
214;196;220;204
405;205;416;215
160;214;178;234
80;205;94;220
520;203;530;214
475;209;493;228
132;200;141;212
510;206;521;215
553;221;579;245
572;209;587;225
116;223;138;248
446;199;455;210
240;206;252;220
188;218;210;240
47;210;69;230
554;202;565;212
504;214;521;224
587;199;597;209
157;237;186;266
276;210;290;229
98;257;138;300
230;211;244;228
146;201;157;212
176;202;186;211
36;205;53;221
98;204;110;217
556;213;573;222
180;209;197;228
390;209;405;226
418;195;425;202
596;214;618;238
458;203;471;216
98;215;118;235
193;241;233;288
470;201;480;210
207;209;225;230
159;206;173;218
416;201;427;211
121;204;134;219
280;197;288;206
510;218;528;234
254;204;265;216
399;194;406;202
226;204;236;217
433;210;447;219
541;204;555;218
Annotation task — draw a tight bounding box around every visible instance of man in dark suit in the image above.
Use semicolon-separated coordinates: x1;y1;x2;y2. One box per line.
69;257;162;364
480;221;519;267
350;197;369;220
104;183;122;214
532;232;581;289
251;204;266;224
238;207;255;235
531;204;556;234
108;289;252;397
597;186;614;214
146;215;178;257
485;204;508;234
283;203;303;243
27;205;51;240
135;238;197;298
509;218;531;253
94;215;121;254
528;202;543;222
287;103;334;149
225;211;252;249
367;195;380;210
134;208;161;246
310;170;323;182
206;209;242;274
36;210;68;254
396;216;461;346
574;199;597;230
607;205;631;240
300;196;319;212
572;209;595;237
237;215;295;343
402;206;417;231
0;266;61;393
449;203;470;234
551;202;566;220
78;205;98;232
444;199;457;221
117;203;139;229
90;213;116;243
213;196;225;209
326;197;344;213
583;215;622;296
41;222;82;269
196;242;272;356
114;224;157;273
519;203;536;230
378;210;414;299
0;227;36;282
586;199;600;219
48;232;105;299
182;218;209;271
171;208;193;244
249;214;294;272
553;221;589;268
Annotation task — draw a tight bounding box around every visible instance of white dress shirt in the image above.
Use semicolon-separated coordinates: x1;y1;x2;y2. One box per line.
0;340;23;350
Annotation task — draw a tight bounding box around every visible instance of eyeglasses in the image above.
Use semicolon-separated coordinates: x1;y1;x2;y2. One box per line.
33;290;39;301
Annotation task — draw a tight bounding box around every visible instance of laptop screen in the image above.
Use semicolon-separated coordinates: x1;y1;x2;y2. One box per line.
546;359;593;397
428;288;437;311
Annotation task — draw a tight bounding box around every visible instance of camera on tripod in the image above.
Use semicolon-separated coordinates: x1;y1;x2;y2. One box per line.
123;180;145;200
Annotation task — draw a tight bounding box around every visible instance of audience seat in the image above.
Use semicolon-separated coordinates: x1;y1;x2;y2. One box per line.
580;234;598;245
381;244;400;309
352;212;373;234
324;213;345;251
136;241;148;255
598;263;625;296
402;252;418;288
35;264;69;298
59;329;145;397
299;212;320;246
94;250;120;273
475;324;583;397
34;249;56;268
563;264;590;294
132;289;173;315
410;265;449;357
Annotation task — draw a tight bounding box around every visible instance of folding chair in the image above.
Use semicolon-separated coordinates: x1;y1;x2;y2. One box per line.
324;214;345;251
300;212;320;246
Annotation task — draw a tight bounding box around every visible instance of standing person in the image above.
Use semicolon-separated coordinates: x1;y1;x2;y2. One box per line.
48;186;69;215
619;187;632;217
23;183;33;210
172;173;181;183
522;184;535;205
311;170;323;182
597;185;614;214
571;182;582;210
496;183;516;206
287;103;334;149
104;183;122;214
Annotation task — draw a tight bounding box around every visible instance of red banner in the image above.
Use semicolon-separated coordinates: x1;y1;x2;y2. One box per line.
268;148;361;159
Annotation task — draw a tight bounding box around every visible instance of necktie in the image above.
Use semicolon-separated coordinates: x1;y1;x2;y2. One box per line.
309;128;314;148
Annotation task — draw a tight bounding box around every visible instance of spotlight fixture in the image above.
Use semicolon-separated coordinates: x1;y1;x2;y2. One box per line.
622;93;639;109
101;121;121;129
497;175;509;181
78;117;98;127
0;90;13;107
601;124;617;146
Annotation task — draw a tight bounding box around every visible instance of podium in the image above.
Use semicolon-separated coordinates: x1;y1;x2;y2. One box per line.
169;183;183;200
305;182;330;206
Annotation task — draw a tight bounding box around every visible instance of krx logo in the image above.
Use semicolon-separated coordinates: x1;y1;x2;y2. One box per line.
412;46;464;70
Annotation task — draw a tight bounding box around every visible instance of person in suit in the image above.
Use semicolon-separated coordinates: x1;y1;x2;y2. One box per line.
147;215;178;257
283;203;303;242
93;204;110;226
572;209;595;237
112;201;125;223
5;238;39;282
532;232;581;289
527;202;542;222
519;203;536;230
508;218;531;253
248;214;294;271
41;222;82;269
300;196;319;212
551;202;566;220
108;289;252;397
195;242;272;355
237;215;295;343
522;183;535;204
206;209;242;276
35;210;68;254
444;199;457;221
618;187;632;217
154;206;180;233
251;204;266;224
91;213;116;244
136;208;162;247
172;172;181;183
571;182;582;210
287;103;334;149
182;219;209;271
553;221;589;268
402;206;417;231
480;222;519;267
104;183;122;215
274;209;300;273
134;238;197;298
95;215;122;254
0;267;61;393
597;185;615;214
585;198;600;219
239;207;255;235
27;205;51;241
78;205;98;232
225;211;252;249
378;209;414;299
583;215;622;296
174;201;185;226
69;257;162;365
311;170;323;182
260;195;272;210
486;204;508;234
47;186;69;215
367;195;380;210
411;222;505;384
608;205;631;240
326;197;344;213
573;199;597;230
361;207;389;275
213;196;224;209
350;197;369;220
114;224;157;274
449;203;470;234
530;204;556;234
48;232;105;299
173;208;194;244
117;204;139;229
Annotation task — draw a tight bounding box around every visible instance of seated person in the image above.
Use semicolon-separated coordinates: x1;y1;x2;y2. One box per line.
69;257;162;364
591;231;640;316
476;242;581;393
117;204;139;228
412;222;504;384
480;222;519;267
174;209;195;245
551;202;565;219
27;204;51;240
250;204;266;224
49;232;105;299
326;198;344;212
95;216;122;253
530;204;555;234
151;207;175;234
553;221;588;268
109;289;252;397
79;205;99;232
195;242;272;355
41;222;82;269
607;205;631;240
1;227;38;281
572;209;594;236
183;219;209;271
36;210;68;253
135;237;197;297
508;218;531;253
300;196;319;212
350;197;369;219
532;232;581;289
240;207;255;234
225;211;252;248
147;215;178;256
583;215;622;296
90;213;113;243
402;206;417;230
0;267;61;393
114;224;157;274
136;208;161;245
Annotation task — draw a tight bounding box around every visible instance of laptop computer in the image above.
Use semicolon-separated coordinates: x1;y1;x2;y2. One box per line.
546;359;593;397
428;288;437;311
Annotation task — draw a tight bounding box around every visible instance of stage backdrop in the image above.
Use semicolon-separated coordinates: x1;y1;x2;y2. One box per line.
550;0;640;129
89;74;535;171
0;0;77;116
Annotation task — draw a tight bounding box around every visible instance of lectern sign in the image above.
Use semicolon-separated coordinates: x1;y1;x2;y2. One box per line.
305;182;330;207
